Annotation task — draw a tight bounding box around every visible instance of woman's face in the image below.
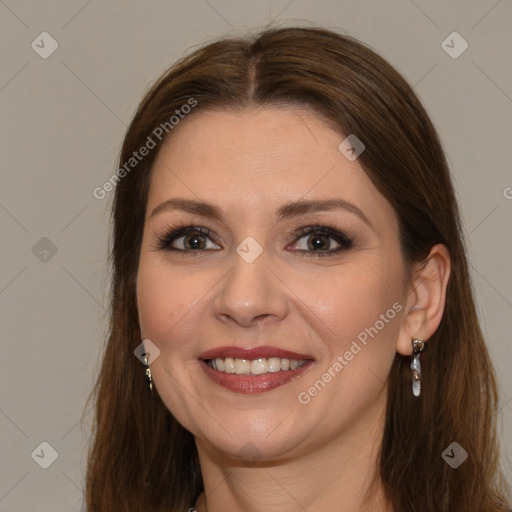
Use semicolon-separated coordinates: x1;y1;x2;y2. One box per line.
136;106;409;462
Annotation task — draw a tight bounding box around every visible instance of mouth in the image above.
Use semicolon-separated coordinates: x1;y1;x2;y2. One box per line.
198;346;314;394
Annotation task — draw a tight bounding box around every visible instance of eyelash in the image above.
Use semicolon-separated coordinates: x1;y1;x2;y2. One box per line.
153;223;353;258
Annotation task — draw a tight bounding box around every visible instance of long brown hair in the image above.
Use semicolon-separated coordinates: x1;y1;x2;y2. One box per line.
85;26;511;511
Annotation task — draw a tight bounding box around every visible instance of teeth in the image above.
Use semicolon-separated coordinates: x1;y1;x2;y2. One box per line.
207;357;308;374
268;357;282;372
224;357;235;374
235;359;251;375
251;358;267;375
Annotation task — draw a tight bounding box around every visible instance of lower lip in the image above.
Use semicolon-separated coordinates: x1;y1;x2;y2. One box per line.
199;359;314;394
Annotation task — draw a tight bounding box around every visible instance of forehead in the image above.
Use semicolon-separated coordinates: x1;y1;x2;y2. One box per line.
147;106;396;229
153;106;340;174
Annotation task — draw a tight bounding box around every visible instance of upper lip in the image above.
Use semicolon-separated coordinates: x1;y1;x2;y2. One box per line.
199;345;314;361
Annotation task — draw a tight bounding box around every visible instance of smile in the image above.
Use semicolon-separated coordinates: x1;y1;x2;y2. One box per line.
198;346;314;393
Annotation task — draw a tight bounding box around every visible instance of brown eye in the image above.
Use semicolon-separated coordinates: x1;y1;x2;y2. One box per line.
289;225;353;257
156;226;221;252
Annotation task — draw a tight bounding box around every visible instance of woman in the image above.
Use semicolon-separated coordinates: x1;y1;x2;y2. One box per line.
85;27;511;511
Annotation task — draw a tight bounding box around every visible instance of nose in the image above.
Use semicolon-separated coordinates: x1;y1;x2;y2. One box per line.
213;251;289;328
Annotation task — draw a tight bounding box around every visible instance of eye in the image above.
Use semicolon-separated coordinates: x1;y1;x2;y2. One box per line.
289;225;353;257
155;225;220;253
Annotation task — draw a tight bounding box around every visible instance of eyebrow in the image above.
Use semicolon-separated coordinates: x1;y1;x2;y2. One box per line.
149;198;372;227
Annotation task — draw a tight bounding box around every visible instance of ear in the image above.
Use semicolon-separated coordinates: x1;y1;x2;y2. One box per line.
396;244;451;356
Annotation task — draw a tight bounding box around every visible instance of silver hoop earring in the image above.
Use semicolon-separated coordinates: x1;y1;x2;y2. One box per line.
143;353;153;392
410;339;425;397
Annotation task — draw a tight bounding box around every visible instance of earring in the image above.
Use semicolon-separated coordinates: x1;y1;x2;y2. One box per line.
410;339;425;397
143;353;153;392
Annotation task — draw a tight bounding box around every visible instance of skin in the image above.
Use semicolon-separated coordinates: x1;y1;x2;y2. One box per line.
136;106;450;512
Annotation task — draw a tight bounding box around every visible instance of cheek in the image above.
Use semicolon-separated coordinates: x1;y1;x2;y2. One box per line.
136;259;188;342
136;257;222;368
317;258;404;343
296;266;403;418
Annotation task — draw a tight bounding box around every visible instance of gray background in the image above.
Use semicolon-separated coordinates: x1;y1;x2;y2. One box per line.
1;1;511;510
